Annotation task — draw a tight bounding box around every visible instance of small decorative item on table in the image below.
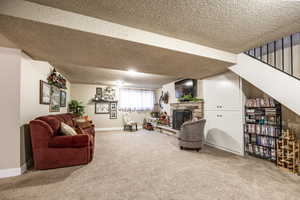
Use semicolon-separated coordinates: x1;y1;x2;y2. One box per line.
76;120;93;129
83;115;89;121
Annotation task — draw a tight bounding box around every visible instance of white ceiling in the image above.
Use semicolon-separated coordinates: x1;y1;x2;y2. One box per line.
27;0;300;53
56;64;177;89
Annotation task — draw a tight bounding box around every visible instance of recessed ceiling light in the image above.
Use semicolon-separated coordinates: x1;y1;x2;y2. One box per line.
115;80;124;86
128;69;138;75
184;80;193;86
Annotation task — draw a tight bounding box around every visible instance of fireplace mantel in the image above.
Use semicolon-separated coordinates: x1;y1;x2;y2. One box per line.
170;101;204;108
170;101;204;122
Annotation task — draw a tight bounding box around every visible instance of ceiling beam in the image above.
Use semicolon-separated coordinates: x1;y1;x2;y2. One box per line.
0;0;236;64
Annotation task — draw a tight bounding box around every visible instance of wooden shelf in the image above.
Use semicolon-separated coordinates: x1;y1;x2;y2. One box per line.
247;142;275;149
245;106;279;109
276;130;299;175
245;122;280;126
245;132;278;138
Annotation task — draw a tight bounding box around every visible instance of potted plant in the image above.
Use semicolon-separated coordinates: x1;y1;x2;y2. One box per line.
179;94;203;102
68;100;85;117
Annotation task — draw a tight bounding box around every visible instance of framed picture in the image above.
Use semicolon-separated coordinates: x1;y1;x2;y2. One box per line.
102;87;116;101
110;110;117;119
96;87;102;96
110;102;117;111
50;86;61;112
60;90;67;107
39;80;51;105
95;102;109;114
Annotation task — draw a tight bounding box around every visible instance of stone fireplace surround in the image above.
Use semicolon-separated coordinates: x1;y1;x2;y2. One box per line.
170;101;204;128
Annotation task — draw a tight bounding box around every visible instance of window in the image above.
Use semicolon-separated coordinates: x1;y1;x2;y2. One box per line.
119;88;154;111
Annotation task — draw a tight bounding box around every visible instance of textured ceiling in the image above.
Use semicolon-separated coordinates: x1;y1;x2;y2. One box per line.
56;64;177;89
28;0;300;53
0;15;232;85
0;33;18;49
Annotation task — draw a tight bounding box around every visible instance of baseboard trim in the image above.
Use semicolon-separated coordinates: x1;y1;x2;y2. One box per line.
0;167;22;179
95;127;123;131
0;160;30;179
95;126;142;132
205;142;244;156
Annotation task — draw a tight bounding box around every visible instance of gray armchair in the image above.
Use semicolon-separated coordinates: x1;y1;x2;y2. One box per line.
178;119;206;151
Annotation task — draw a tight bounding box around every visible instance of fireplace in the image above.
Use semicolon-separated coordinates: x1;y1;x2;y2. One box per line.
172;109;192;130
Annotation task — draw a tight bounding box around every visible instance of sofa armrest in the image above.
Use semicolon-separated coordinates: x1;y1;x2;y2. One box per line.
75;127;86;135
76;121;94;129
81;126;95;136
48;134;90;148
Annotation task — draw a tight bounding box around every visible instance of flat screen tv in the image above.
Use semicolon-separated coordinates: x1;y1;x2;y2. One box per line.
175;79;197;98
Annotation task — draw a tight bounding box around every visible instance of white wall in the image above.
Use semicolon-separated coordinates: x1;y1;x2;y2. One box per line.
160;80;203;115
71;84;151;130
20;57;70;125
0;47;21;171
0;46;71;177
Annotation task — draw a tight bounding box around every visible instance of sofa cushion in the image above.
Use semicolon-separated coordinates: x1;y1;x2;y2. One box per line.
61;122;77;136
48;134;90;148
61;113;75;127
51;113;74;128
36;116;60;136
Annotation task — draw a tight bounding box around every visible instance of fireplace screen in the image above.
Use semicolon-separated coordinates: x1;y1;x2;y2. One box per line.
172;109;192;130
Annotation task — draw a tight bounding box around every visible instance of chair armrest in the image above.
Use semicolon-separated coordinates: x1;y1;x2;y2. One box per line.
48;134;90;148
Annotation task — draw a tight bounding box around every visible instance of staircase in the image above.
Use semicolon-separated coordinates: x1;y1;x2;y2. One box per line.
229;32;300;115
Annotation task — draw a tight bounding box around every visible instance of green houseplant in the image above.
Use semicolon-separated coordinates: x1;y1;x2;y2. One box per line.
68;100;85;117
179;94;203;102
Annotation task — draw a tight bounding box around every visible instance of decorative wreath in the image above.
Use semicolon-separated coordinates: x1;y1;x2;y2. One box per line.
159;91;169;107
163;92;169;104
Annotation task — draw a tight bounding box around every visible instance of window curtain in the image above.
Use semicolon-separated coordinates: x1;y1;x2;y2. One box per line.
119;88;154;111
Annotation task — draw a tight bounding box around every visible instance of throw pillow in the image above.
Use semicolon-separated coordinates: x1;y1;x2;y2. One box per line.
61;122;77;136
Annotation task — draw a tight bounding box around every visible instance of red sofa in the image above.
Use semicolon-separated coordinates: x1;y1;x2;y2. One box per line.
29;113;95;170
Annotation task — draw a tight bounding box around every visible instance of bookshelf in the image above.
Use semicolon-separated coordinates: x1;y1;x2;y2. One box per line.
244;98;282;162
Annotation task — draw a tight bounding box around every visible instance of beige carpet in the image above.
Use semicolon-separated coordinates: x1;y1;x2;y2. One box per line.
1;130;300;200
